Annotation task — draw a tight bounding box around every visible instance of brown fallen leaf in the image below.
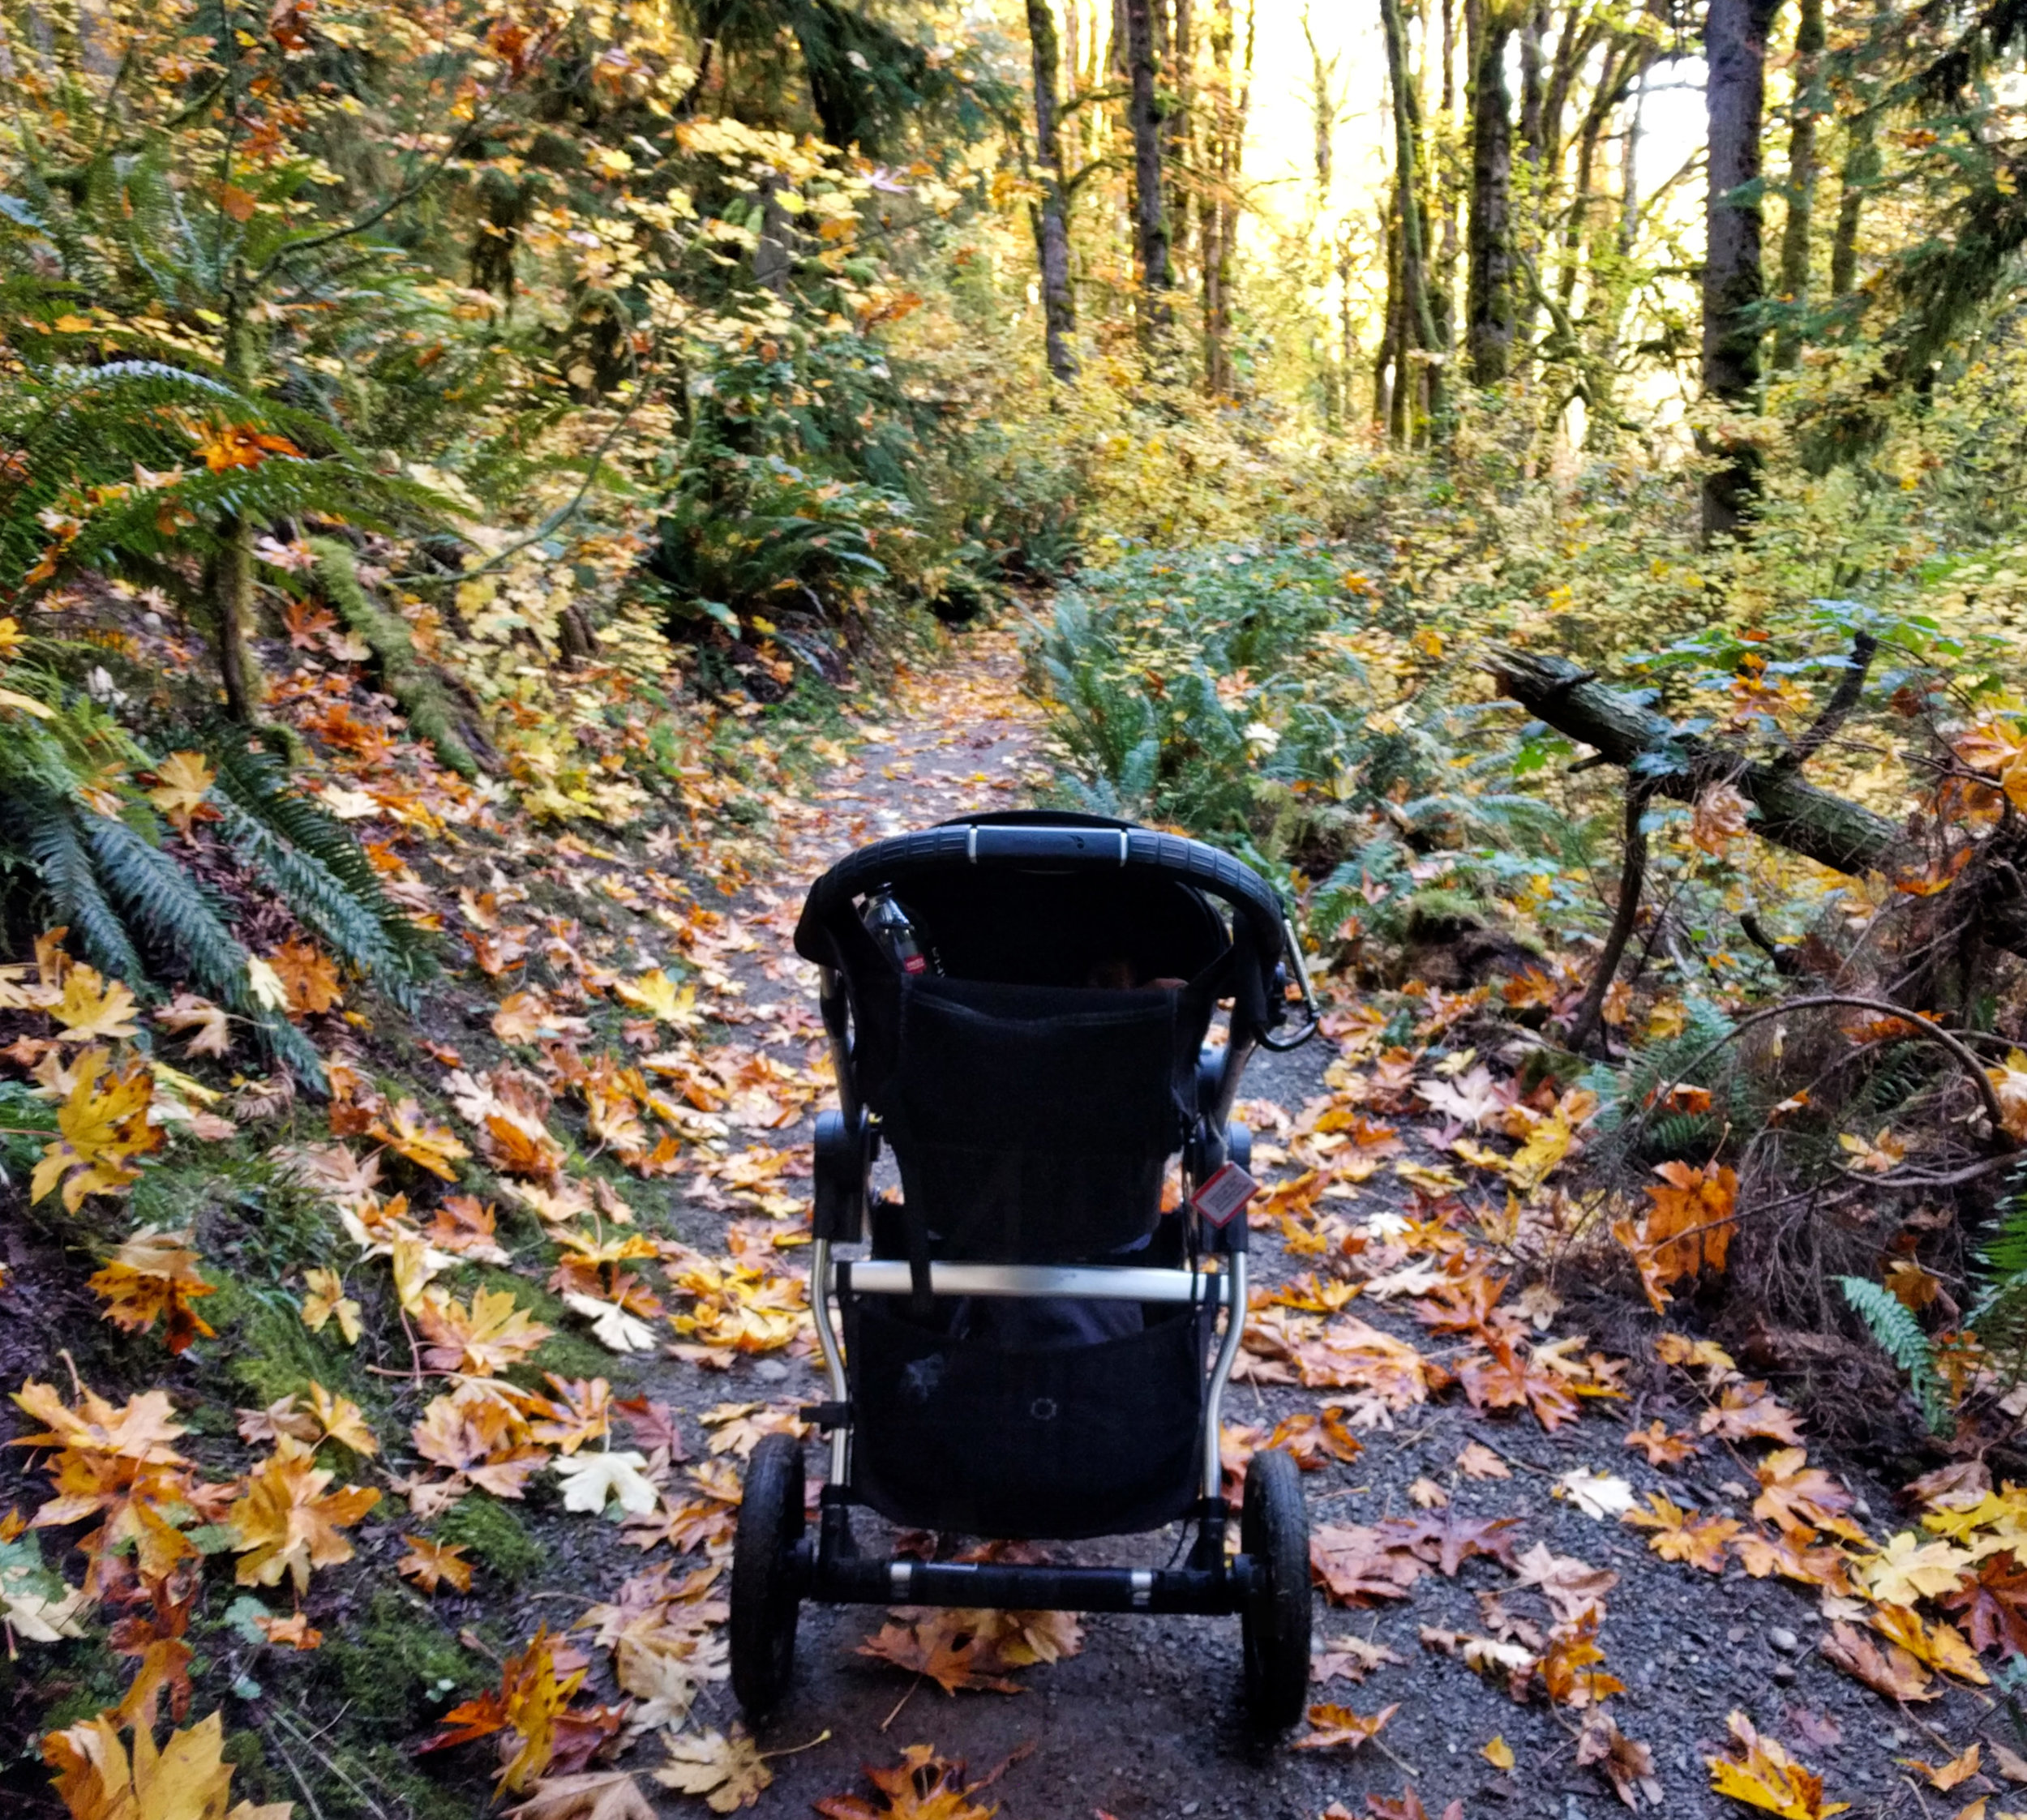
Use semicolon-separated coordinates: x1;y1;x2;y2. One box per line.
855;1617;1024;1694
1310;1525;1425;1604
652;1727;774;1813
504;1772;658;1820
1579;1709;1662;1809
1818;1621;1937;1702
1900;1743;1981;1792
1511;1541;1617;1624
1456;1440;1511;1480
1311;1635;1406;1683
812;1744;1001;1820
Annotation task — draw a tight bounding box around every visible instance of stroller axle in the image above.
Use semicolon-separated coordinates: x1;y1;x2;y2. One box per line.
802;1547;1254;1616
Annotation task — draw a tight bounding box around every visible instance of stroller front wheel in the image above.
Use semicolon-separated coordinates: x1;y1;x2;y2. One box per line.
1240;1446;1311;1733
731;1431;804;1716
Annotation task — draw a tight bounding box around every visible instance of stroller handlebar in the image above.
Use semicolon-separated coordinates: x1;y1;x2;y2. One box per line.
795;816;1290;968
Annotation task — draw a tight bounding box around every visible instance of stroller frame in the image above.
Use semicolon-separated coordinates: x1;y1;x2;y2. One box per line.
731;815;1319;1727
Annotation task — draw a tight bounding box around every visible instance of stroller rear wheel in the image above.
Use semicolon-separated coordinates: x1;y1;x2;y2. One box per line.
731;1432;804;1715
1240;1447;1311;1732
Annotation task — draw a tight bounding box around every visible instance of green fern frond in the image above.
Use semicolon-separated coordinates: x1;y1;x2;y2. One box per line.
209;740;433;980
1838;1274;1952;1434
80;808;252;1004
11;791;147;985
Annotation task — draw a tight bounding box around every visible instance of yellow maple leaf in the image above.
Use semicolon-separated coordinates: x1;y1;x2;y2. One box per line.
227;1447;380;1593
1706;1710;1849;1818
43;1707;293;1820
54;966;141;1043
144;752;216;835
88;1227;217;1354
300;1268;362;1344
304;1381;377;1455
1507;1111;1575;1193
613;969;699;1028
371;1099;470;1181
31;1047;161;1212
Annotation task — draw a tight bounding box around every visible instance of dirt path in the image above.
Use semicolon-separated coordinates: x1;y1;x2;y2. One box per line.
610;630;1979;1820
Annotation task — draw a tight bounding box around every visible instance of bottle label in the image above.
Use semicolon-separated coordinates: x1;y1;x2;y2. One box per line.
1191;1162;1258;1227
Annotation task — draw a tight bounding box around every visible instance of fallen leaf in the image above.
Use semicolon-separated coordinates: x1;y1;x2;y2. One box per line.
398;1537;475;1595
653;1727;774;1813
1706;1709;1849;1818
552;1450;658;1518
504;1771;658;1820
1292;1702;1400;1752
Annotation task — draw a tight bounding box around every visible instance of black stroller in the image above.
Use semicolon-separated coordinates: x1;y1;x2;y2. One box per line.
730;812;1321;1730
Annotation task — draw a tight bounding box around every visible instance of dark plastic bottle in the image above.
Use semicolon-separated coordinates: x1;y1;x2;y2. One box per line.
864;891;930;975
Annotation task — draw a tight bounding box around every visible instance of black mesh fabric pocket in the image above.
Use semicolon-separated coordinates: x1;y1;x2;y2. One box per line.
845;1295;1209;1540
876;976;1187;1261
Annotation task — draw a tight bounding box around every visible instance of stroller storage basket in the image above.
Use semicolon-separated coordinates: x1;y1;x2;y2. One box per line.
844;1295;1211;1540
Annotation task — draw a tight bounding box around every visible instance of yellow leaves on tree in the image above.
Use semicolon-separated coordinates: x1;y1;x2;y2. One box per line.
225;1446;379;1593
44;1709;292;1820
1705;1709;1848;1818
32;1047;161;1213
1611;1160;1736;1314
88;1227;217;1353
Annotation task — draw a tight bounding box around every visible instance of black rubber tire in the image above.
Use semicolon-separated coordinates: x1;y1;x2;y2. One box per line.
1241;1446;1312;1733
730;1432;804;1716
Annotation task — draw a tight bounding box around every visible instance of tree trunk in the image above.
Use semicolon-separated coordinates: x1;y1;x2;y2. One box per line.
1466;0;1516;384
1124;0;1173;344
1026;0;1080;379
1201;0;1236;393
1700;0;1784;541
1164;0;1193;273
1772;0;1823;369
1829;112;1876;298
216;280;264;724
1380;0;1444;436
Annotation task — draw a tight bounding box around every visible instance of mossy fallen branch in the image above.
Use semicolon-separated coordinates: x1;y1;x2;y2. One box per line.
308;537;480;780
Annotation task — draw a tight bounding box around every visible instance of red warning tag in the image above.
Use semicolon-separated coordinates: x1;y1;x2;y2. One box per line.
1191;1161;1258;1227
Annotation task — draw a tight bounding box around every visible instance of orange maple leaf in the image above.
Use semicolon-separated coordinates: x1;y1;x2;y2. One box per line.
226;1445;379;1593
88;1227;217;1353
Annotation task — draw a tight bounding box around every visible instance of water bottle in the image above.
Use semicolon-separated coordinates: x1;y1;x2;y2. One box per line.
864;891;930;975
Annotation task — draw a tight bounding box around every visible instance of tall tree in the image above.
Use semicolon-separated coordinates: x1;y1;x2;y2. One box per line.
1772;0;1825;368
1380;0;1445;436
1124;0;1174;342
1466;0;1519;383
1025;0;1081;379
1829;112;1876;298
1202;0;1253;396
1701;0;1784;539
